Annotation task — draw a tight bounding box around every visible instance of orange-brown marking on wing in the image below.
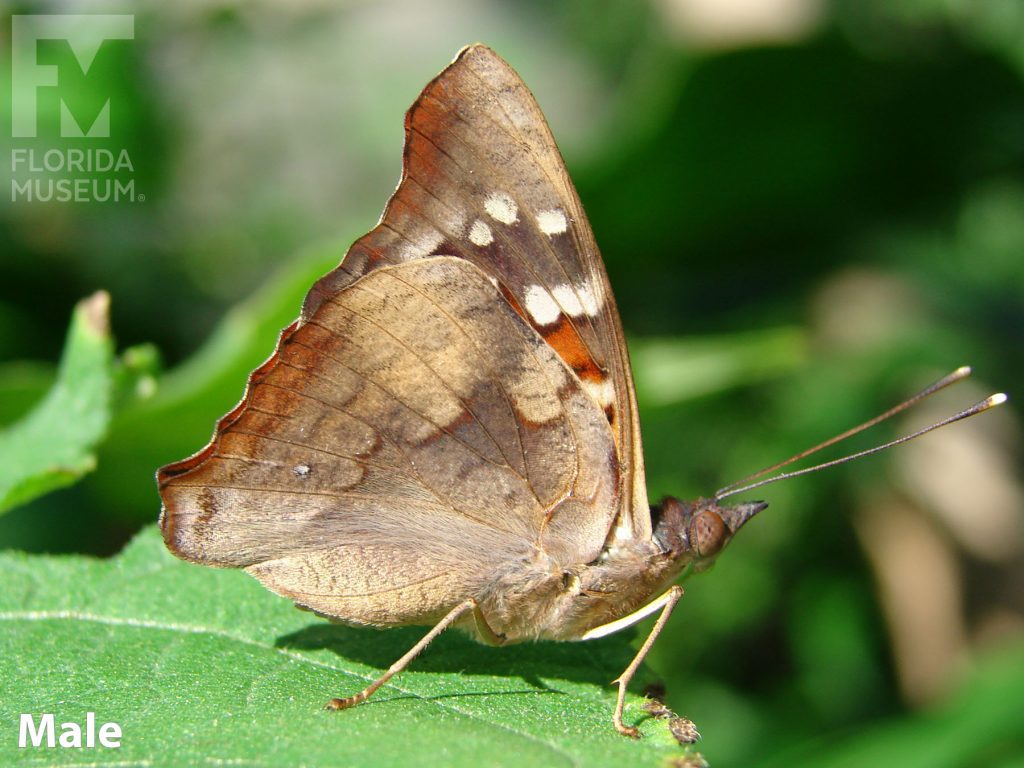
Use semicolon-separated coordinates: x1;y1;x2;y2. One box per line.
540;314;605;384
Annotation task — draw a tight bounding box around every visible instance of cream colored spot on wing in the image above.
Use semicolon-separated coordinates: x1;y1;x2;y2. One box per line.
551;282;602;318
468;219;494;246
577;281;601;316
484;191;518;225
536;208;568;236
524;285;561;326
551;284;583;317
583;377;615;408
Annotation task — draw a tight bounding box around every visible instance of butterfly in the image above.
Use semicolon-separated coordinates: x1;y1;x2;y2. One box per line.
157;43;1003;738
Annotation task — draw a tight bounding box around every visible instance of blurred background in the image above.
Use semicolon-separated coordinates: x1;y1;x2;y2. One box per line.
1;0;1022;765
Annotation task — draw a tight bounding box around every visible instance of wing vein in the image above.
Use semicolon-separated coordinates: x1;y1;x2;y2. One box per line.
307;301;528;485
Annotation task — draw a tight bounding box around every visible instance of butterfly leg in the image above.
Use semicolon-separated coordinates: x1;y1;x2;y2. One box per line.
611;585;684;738
325;598;481;711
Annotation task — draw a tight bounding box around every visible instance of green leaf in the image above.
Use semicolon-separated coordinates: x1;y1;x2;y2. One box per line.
0;527;700;766
0;292;115;515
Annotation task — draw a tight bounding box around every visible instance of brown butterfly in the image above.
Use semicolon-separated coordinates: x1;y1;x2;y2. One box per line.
157;44;1005;737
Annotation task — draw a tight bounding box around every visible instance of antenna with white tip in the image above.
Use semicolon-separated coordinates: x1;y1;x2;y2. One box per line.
715;367;1007;501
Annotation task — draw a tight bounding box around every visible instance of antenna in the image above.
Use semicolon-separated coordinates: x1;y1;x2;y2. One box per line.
715;368;1007;501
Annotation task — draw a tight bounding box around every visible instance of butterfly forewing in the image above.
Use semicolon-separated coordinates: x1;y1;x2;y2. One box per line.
303;44;650;540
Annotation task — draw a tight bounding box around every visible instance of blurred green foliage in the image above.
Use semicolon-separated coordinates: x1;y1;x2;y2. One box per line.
1;1;1021;766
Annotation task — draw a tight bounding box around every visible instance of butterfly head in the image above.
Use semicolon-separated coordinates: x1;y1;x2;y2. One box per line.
651;497;767;572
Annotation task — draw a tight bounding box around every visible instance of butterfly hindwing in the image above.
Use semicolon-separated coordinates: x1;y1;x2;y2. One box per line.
159;258;618;625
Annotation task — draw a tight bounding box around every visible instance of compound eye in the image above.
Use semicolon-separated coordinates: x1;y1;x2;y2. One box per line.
690;510;727;558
